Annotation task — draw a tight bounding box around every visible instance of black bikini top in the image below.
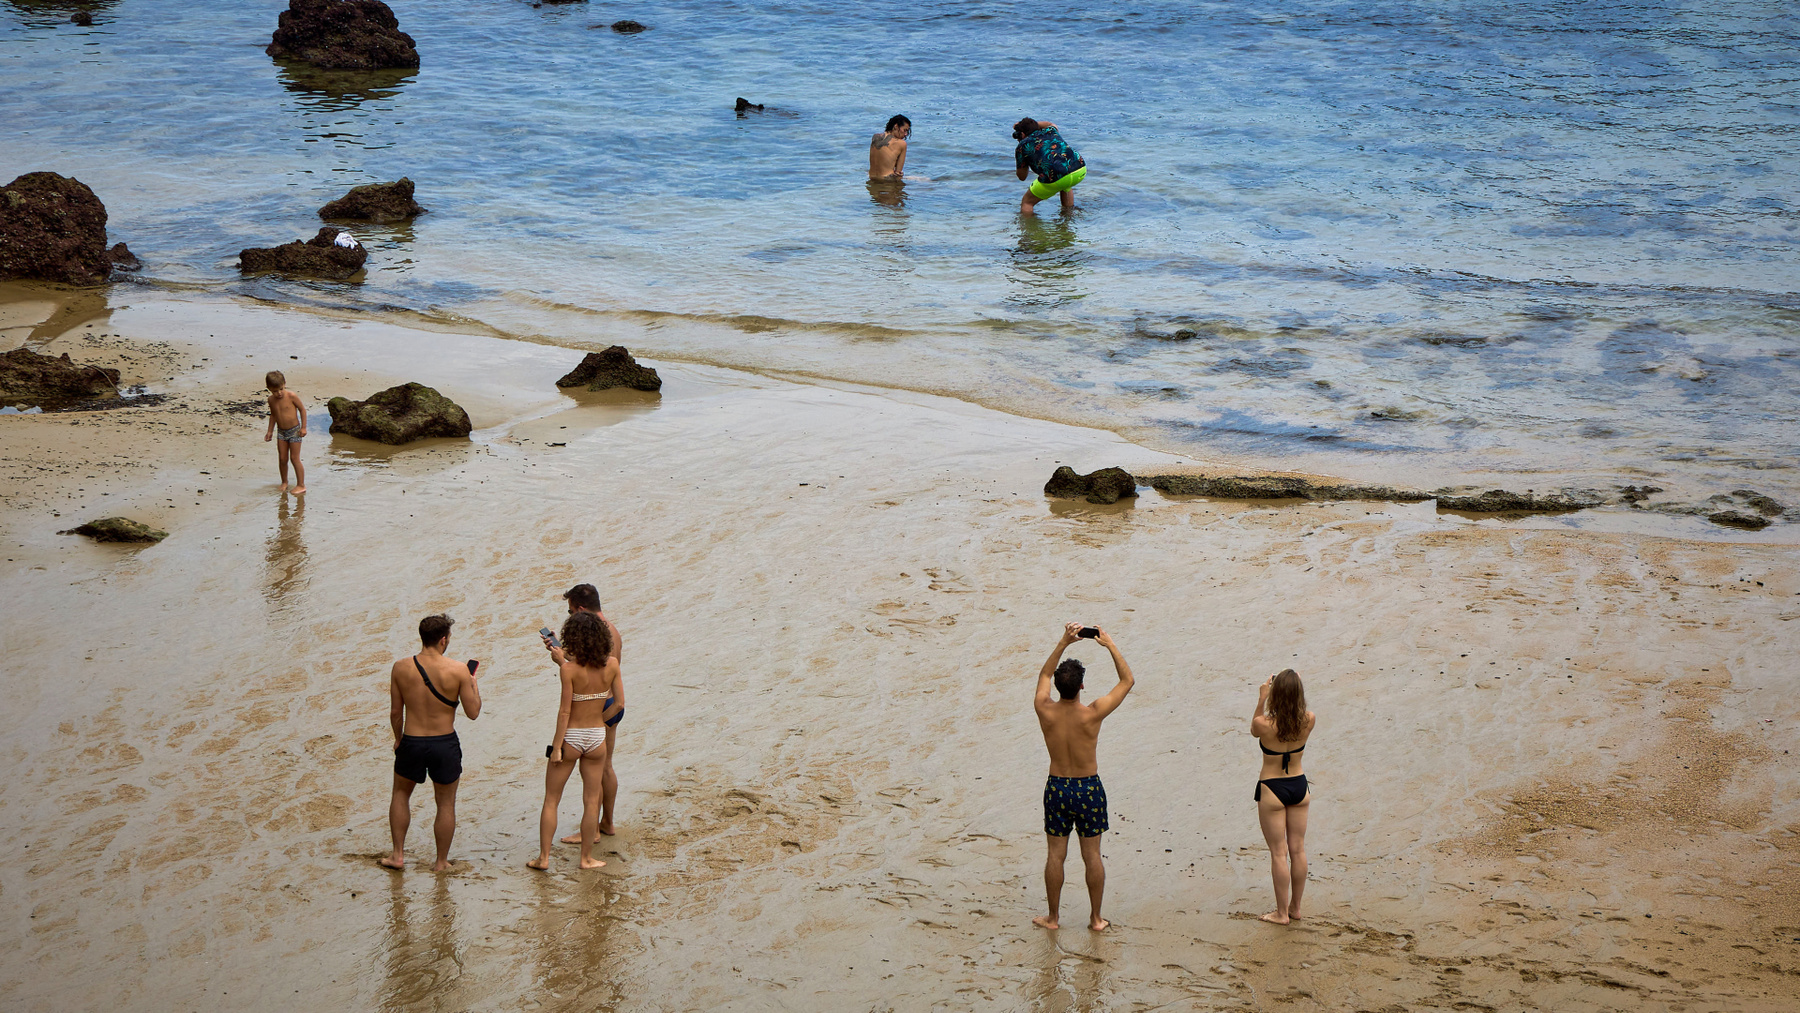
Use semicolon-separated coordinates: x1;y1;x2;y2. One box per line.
413;656;458;709
1260;740;1304;773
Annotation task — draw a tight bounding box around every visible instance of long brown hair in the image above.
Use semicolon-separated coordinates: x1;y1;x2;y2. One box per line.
560;611;613;669
1268;669;1307;742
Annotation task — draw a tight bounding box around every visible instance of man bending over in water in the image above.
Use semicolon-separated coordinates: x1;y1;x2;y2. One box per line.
1032;622;1135;931
381;613;482;872
869;114;911;179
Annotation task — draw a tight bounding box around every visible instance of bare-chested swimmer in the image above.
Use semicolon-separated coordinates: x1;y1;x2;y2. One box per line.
381;614;482;872
1031;622;1135;931
869;114;911;179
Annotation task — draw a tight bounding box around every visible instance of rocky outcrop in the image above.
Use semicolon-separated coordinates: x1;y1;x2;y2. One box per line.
611;19;647;33
1431;488;1604;514
318;177;427;222
1141;473;1431;503
1044;466;1139;504
735;97;764;114
0;347;120;405
1696;489;1785;531
107;242;140;272
239;227;367;280
0;172;111;286
61;517;166;543
556;346;662;392
327;382;471;444
267;0;419;70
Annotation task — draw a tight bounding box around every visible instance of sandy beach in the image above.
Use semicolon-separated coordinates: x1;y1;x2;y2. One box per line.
0;284;1795;1010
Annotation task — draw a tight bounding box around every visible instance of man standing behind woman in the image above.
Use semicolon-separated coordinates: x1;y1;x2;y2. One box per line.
1252;669;1314;924
529;609;622;871
1012;118;1087;215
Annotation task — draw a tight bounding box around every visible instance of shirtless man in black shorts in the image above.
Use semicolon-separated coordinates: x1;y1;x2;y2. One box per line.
381;614;482;872
1032;622;1135;931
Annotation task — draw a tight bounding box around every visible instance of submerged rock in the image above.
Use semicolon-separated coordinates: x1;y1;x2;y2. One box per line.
107;241;141;272
61;517;166;543
611;19;647;33
0;347;120;405
1699;489;1784;530
0;172;111;286
239;227;367;280
327;382;471;444
72;10;93;26
1430;488;1604;514
318;177;427;222
267;0;420;70
1142;473;1430;503
1044;466;1139;505
735;97;764;113
556;346;662;392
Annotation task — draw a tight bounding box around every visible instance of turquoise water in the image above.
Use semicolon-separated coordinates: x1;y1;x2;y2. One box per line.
5;0;1799;503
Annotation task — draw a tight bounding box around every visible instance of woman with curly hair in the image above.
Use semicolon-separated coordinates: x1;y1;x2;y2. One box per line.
528;611;622;871
1252;668;1315;924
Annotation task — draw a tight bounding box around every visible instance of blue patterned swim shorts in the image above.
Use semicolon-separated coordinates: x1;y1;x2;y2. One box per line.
1043;774;1109;838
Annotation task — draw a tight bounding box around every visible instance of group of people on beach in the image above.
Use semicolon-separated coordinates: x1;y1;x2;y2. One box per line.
869;114;1089;215
376;601;1314;933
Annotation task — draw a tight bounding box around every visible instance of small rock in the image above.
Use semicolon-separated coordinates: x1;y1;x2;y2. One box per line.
72;11;94;26
318;177;428;222
61;517;167;543
1698;489;1784;530
239;227;368;280
0;172;111;286
556;346;662;392
107;242;141;272
0;347;120;406
1617;484;1663;507
327;382;472;444
1708;510;1770;531
266;0;420;71
1044;466;1139;505
611;19;647;33
1431;488;1602;514
735;97;765;113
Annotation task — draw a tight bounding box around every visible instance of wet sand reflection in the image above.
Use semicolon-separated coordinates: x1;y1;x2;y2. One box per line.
264;493;307;611
378;875;462;1012
526;866;629;1007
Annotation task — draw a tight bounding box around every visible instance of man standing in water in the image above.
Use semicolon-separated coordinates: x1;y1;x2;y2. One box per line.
868;114;911;179
382;614;482;872
1032;622;1134;931
551;584;626;839
1012;117;1087;215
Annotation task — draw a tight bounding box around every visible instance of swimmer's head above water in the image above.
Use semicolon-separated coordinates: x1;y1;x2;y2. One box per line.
885;114;911;138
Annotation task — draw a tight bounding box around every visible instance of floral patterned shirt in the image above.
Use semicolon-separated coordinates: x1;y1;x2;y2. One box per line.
1014;126;1085;184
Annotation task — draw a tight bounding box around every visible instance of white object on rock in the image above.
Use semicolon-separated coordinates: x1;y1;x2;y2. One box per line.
333;231;362;249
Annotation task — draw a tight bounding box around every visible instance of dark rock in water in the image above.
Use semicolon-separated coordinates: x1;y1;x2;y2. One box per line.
1708;510;1770;531
1727;489;1784;517
72;11;93;25
0;347;120;405
327;382;471;444
318;177;427;222
107;241;141;272
0;172;111;286
267;0;419;70
1430;488;1603;514
556;346;662;392
611;19;647;33
1044;466;1139;505
239;227;367;280
735;97;764;113
1698;489;1784;530
1143;473;1430;503
1617;484;1663;507
61;517;166;543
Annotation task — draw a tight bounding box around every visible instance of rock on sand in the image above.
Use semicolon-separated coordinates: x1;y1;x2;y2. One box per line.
60;517;167;543
327;382;472;444
0;347;120;405
0;172;112;286
1043;466;1139;504
238;227;368;280
266;0;420;70
556;346;662;392
318;177;427;222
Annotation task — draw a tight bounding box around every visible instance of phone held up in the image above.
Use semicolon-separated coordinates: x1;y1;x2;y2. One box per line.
540;626;561;648
1078;626;1100;639
467;659;480;676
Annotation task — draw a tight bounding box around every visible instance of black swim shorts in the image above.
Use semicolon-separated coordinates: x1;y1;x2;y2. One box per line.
1043;774;1109;838
394;731;463;784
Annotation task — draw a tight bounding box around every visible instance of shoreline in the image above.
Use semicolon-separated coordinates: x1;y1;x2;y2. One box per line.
2;284;1798;1009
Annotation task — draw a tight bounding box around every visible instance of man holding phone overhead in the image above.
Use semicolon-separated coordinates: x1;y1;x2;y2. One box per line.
381;613;482;872
1031;622;1134;932
544;583;626;837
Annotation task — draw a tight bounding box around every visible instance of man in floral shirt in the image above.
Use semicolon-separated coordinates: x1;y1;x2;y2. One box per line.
1013;118;1087;214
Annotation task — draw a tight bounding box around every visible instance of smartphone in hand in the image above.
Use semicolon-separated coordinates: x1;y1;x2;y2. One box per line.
540;627;561;648
1078;627;1100;639
467;659;480;676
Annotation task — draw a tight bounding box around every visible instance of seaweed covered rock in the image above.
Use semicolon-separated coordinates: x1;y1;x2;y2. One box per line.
318;177;427;222
108;242;141;273
556;346;662;392
0;347;120;405
1044;466;1138;505
267;0;419;70
0;172;111;285
1430;488;1604;514
1143;473;1430;503
61;517;166;543
239;227;367;280
327;382;471;444
1700;489;1785;530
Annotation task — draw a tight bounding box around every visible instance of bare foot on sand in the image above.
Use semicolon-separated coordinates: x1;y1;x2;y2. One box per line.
278;483;289;494
562;829;616;844
1031;915;1060;930
527;856;551;870
432;859;452;873
292;485;306;495
1089;917;1110;931
378;855;404;870
579;857;606;870
1260;911;1290;925
599;821;615;836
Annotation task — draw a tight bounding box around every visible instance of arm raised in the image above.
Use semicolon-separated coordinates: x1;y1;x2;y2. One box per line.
1036;622;1083;706
1089;629;1135;718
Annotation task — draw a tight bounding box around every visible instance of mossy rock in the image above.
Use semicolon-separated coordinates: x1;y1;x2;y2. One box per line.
61;517;167;543
327;381;471;444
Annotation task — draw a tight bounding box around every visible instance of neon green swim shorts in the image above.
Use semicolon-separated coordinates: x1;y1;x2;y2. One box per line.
1028;164;1087;200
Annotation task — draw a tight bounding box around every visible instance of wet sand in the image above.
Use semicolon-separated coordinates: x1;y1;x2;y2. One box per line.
2;287;1798;1011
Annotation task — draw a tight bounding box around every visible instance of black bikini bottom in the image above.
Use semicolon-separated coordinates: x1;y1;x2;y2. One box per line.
1255;774;1308;807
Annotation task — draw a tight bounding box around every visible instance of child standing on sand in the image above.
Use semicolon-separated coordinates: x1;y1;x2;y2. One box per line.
264;370;307;494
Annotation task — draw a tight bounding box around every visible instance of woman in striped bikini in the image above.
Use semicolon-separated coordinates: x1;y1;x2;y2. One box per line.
528;611;623;871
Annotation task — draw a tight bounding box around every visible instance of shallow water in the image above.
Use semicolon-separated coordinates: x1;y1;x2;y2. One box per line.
4;0;1799;501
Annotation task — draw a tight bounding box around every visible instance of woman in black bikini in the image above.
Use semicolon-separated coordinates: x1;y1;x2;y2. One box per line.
1252;668;1314;925
527;612;622;872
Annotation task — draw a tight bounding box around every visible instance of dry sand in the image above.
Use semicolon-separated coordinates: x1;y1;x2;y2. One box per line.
1;285;1797;1011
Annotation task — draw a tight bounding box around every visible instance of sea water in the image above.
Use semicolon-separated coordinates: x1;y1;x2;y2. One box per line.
4;0;1798;504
